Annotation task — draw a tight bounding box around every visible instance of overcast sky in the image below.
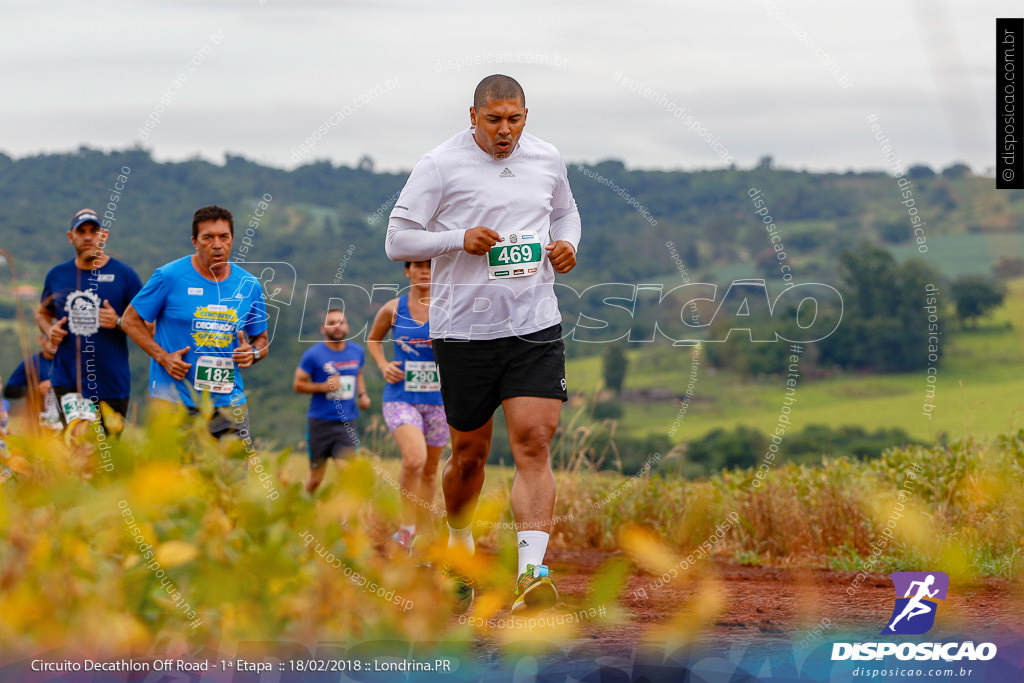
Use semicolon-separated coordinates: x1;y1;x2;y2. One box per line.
0;0;1014;174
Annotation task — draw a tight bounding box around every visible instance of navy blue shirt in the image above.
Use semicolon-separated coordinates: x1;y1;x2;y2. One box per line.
41;257;142;399
4;352;52;398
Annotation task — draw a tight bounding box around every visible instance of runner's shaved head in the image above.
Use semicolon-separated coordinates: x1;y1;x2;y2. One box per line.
474;74;526;109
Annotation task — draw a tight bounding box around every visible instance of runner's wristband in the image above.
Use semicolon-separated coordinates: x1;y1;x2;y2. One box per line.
252;346;261;361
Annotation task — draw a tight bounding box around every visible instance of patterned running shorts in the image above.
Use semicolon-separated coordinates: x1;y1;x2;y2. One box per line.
382;401;449;447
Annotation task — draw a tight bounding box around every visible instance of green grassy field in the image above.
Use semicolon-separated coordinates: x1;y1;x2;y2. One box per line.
889;232;1024;278
676;232;1024;288
568;277;1024;444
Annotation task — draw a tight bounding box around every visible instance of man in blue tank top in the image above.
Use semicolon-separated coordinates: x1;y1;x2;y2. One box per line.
294;308;370;493
367;260;448;552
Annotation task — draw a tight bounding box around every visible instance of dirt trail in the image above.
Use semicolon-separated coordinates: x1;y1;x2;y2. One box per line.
462;547;1021;661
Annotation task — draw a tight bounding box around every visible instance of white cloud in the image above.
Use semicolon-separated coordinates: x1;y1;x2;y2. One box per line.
0;0;1012;173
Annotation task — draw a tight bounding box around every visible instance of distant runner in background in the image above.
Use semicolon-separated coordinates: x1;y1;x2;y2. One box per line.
294;308;370;493
0;377;8;482
121;205;268;440
2;333;61;431
367;260;448;552
36;208;142;434
1;383;8;437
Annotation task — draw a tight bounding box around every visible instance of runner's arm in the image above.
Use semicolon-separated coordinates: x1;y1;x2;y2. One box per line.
546;205;581;273
252;331;269;362
549;205;581;254
35;301;68;347
293;367;331;394
367;300;404;384
121;305;192;380
233;330;269;368
356;369;370;410
385;217;467;261
35;302;55;334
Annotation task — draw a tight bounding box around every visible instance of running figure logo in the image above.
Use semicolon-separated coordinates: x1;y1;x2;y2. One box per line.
882;571;949;635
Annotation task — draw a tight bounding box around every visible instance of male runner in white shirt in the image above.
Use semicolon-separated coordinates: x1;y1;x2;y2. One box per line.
386;74;581;613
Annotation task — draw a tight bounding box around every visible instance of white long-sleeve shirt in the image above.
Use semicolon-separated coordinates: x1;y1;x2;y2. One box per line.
386;129;581;340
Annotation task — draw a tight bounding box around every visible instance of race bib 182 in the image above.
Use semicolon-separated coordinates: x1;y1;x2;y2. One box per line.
194;355;235;394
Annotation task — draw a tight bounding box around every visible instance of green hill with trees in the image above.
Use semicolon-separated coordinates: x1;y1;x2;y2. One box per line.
2;148;1023;472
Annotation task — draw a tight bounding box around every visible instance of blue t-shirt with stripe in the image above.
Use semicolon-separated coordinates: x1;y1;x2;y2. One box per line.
299;341;364;422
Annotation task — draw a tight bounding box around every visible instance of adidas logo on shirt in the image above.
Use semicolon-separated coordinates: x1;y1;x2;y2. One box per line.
518;539;529;547
499;167;516;178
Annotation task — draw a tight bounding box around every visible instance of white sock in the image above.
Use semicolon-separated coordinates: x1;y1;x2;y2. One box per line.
517;530;549;576
400;524;416;536
447;523;474;554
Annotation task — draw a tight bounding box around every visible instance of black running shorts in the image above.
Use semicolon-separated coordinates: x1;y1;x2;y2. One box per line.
432;324;568;432
307;417;359;469
186;403;251;441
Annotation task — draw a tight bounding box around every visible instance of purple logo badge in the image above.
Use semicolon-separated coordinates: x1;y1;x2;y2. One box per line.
882;571;949;635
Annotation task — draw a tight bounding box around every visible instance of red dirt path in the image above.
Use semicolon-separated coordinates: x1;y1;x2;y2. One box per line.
466;547;1022;654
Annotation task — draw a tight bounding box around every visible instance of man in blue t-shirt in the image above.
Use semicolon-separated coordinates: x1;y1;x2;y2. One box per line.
35;208;143;431
122;205;269;440
293;308;370;493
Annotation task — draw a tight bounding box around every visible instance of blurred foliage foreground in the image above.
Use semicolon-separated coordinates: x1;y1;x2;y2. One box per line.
1;402;1023;659
0;403;465;661
0;402;623;662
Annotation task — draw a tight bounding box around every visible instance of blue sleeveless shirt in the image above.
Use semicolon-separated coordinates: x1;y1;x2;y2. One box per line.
381;295;444;405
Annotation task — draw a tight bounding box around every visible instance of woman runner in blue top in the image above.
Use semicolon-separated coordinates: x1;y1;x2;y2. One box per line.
367;261;448;552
